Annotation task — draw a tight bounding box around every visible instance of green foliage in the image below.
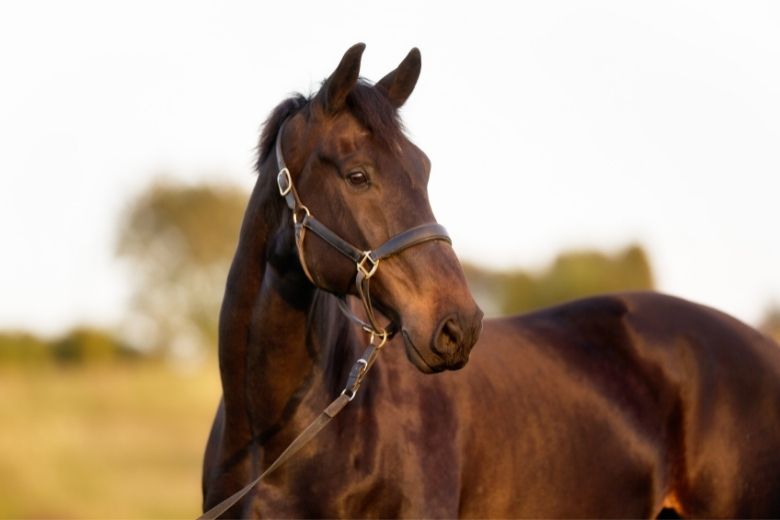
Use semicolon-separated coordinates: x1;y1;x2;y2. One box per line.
116;179;248;355
117;179;247;268
0;328;139;367
51;327;138;365
464;244;655;316
0;327;141;368
0;332;50;366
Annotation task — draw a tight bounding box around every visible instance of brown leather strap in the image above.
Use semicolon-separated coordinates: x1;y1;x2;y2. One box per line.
300;216;364;263
371;223;451;260
356;270;382;334
198;403;344;520
275;119;450;269
274;118;451;338
198;342;382;520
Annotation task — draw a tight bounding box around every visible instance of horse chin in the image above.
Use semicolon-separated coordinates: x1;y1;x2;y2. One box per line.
401;330;445;374
375;301;471;373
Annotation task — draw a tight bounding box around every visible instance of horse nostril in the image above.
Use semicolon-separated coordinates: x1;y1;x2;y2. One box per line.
434;317;464;355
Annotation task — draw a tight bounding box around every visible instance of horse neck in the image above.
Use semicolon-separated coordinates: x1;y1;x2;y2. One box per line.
217;166;359;443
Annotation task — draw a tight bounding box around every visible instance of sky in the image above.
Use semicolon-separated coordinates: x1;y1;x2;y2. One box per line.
1;1;779;335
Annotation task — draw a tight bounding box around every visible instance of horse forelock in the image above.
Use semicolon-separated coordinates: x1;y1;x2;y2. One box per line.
345;80;405;149
256;79;405;173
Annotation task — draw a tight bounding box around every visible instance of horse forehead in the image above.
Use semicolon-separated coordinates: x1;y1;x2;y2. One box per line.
318;118;373;155
315;117;422;183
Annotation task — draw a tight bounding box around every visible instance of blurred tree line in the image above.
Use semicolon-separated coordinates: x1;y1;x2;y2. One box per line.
2;178;779;366
464;245;655;316
0;328;139;367
115;179;247;359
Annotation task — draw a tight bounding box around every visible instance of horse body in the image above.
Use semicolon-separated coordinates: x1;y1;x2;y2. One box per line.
202;44;780;518
206;289;780;517
462;292;780;517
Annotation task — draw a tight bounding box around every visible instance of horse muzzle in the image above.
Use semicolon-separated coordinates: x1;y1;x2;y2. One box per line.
402;307;483;373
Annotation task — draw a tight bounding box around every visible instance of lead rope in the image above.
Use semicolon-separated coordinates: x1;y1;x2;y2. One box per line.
198;333;387;520
199;124;390;520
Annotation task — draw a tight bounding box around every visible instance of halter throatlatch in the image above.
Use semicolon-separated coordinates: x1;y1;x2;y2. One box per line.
274;119;452;345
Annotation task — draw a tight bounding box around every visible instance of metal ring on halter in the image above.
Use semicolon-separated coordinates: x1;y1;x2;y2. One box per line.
357;251;380;278
370;330;389;349
277;168;292;196
274;117;451;350
292;205;311;225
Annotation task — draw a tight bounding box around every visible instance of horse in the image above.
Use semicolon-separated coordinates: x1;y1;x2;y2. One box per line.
202;43;780;518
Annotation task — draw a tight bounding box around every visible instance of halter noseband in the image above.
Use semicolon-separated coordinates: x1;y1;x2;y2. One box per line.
274;119;452;342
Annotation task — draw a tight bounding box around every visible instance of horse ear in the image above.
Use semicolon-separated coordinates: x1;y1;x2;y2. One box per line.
317;43;366;114
376;47;421;108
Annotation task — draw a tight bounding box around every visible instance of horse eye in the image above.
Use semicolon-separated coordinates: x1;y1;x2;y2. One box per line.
346;171;369;186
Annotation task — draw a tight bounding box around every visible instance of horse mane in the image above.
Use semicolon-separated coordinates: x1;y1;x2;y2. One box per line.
256;80;405;172
256;94;309;172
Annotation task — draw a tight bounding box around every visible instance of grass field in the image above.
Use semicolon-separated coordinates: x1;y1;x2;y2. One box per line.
0;361;222;519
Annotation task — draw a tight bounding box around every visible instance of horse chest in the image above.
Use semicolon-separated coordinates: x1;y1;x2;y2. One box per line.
251;419;462;518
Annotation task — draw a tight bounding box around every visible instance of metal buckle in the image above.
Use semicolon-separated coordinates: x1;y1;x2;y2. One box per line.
341;358;369;401
355;358;368;373
277;168;292;196
357;251;379;278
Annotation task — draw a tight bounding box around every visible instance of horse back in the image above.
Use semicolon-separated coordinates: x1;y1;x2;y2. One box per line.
457;291;780;517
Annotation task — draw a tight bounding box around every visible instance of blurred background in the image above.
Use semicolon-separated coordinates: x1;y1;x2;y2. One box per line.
2;1;779;518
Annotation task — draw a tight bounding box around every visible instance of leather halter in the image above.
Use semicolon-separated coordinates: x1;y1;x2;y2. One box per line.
274;119;452;339
199;119;454;520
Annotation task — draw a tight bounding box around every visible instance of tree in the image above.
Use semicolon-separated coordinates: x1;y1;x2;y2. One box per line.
463;244;655;316
51;327;137;364
0;332;49;366
116;179;248;357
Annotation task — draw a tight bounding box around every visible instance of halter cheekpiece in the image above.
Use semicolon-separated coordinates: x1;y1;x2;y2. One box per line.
274;118;452;343
199;112;455;520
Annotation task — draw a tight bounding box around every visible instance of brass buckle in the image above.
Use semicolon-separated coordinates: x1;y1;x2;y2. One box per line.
357;251;379;278
277;168;292;196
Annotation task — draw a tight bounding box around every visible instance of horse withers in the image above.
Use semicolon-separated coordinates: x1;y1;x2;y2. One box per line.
202;43;780;518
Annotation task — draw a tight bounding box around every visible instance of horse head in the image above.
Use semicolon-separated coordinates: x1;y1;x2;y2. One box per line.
262;43;482;373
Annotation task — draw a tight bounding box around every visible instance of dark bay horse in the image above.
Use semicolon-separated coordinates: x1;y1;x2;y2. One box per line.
202;43;780;518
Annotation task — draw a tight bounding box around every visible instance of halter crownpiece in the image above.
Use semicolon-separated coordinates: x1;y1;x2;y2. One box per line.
274;118;452;340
